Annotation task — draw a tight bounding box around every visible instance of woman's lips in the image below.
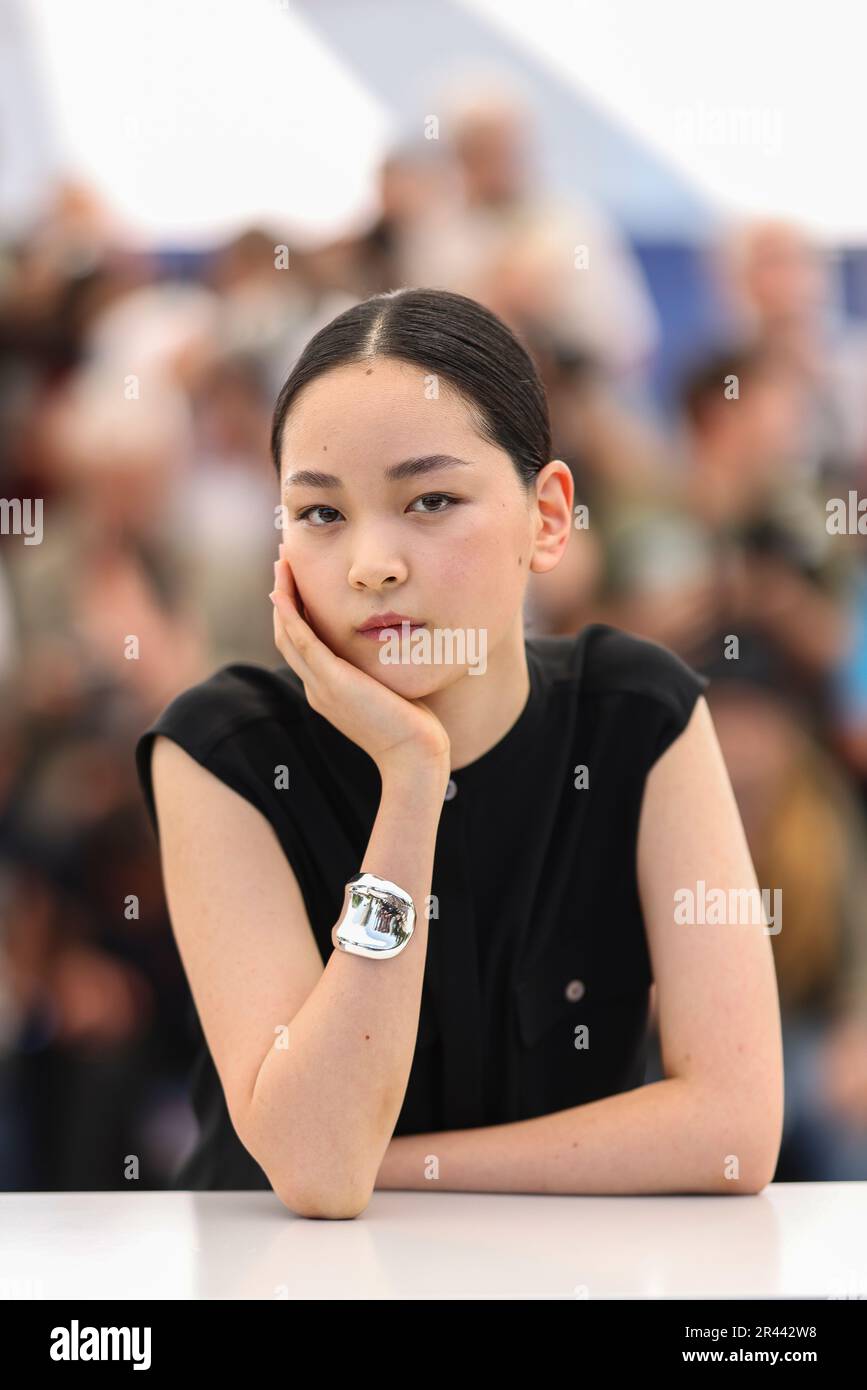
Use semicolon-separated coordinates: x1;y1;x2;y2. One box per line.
358;621;427;641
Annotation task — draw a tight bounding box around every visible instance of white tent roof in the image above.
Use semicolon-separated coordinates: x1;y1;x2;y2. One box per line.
5;0;865;245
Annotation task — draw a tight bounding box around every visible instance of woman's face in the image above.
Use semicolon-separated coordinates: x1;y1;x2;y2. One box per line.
277;356;545;697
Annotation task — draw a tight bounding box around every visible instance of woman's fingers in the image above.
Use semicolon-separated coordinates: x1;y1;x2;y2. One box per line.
275;544;290;596
277;545;308;622
271;592;305;678
272;561;314;660
270;545;336;690
270;548;315;679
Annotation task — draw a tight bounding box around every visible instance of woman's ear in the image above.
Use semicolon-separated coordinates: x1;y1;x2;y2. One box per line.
530;460;574;574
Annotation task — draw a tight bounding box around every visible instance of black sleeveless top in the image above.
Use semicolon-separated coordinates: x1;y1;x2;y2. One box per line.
135;622;708;1190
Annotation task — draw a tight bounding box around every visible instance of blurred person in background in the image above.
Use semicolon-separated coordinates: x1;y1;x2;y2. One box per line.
202;226;326;401
176;349;281;667
647;664;867;1181
3;362;207;714
0;180;156;506
397;72;660;389
675;342;853;715
0;562;19;682
522;333;673;638
560;343;854;738
713;217;867;490
832;555;867;806
0;192;217;1189
322;143;457;302
0;709;196;1188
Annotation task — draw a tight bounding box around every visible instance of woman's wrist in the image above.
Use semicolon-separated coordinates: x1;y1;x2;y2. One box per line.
376;744;451;792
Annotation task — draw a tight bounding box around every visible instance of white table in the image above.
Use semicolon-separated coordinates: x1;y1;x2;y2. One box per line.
1;1183;866;1300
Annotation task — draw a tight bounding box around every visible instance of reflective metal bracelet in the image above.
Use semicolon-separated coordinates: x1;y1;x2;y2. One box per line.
332;871;416;959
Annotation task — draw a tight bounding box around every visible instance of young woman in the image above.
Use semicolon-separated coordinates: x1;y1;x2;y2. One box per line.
136;288;784;1218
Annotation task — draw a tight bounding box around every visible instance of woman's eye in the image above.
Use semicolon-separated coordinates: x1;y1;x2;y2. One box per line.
295;505;342;526
409;493;461;514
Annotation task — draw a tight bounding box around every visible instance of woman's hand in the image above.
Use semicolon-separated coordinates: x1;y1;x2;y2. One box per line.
270;544;451;773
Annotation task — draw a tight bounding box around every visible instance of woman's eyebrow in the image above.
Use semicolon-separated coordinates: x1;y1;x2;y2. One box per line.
284;454;475;489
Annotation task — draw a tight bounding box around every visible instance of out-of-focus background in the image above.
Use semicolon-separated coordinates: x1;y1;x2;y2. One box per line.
3;0;867;1189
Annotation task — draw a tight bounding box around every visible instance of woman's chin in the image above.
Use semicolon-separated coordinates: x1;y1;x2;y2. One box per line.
360;653;453;699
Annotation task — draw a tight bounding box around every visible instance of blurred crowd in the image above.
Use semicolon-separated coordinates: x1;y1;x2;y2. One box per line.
3;82;867;1188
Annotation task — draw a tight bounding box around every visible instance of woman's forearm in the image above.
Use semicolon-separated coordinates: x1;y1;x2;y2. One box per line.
245;753;449;1217
374;1076;778;1196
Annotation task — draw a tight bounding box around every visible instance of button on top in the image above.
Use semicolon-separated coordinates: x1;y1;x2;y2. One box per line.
565;978;585;1002
444;778;458;801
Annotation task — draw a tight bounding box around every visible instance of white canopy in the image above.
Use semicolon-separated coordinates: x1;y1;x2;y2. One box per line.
4;0;864;245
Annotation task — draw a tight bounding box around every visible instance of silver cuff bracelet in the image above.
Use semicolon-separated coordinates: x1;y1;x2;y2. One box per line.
333;871;416;959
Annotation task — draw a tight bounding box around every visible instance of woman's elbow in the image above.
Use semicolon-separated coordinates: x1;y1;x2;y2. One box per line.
716;1091;784;1194
687;1065;783;1194
274;1177;373;1220
723;1147;779;1195
744;1118;784;1193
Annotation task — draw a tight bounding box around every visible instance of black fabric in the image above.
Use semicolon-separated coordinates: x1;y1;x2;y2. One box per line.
134;622;709;1190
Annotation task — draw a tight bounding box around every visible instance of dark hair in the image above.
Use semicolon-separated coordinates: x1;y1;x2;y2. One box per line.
679;339;789;433
270;287;551;491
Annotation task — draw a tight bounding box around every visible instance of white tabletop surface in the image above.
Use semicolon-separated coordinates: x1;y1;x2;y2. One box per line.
1;1183;865;1300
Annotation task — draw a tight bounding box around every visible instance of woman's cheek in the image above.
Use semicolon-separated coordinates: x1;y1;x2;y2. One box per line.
447;533;509;605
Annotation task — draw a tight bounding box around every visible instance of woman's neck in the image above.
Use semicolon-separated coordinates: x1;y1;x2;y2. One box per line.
421;623;531;772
